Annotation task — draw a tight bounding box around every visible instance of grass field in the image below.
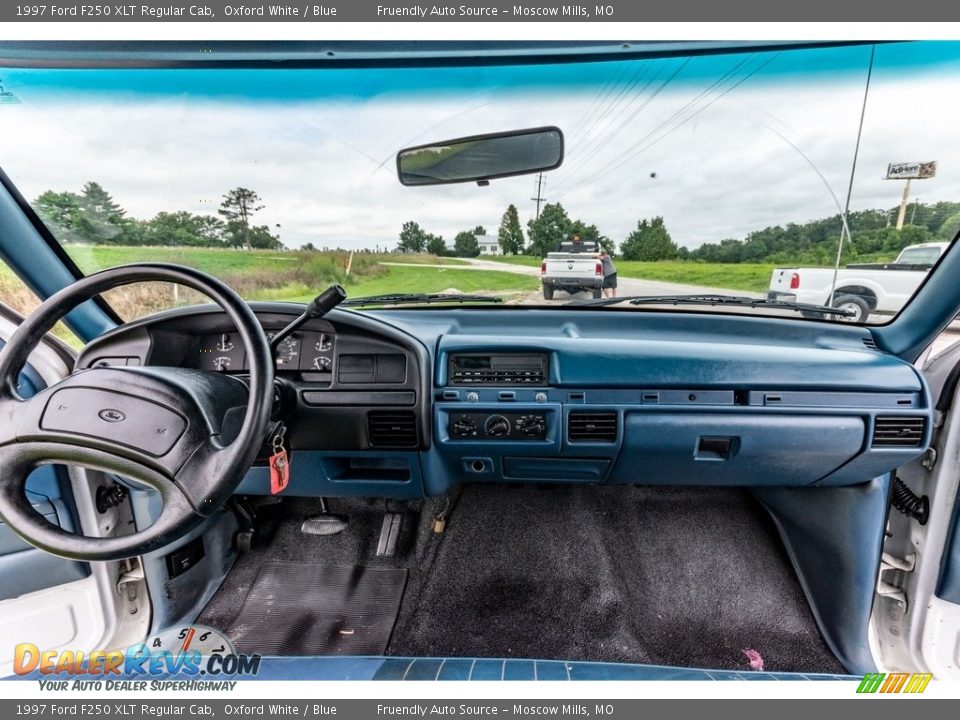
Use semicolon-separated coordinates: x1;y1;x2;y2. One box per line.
613;261;775;294
484;255;775;293
288;265;537;303
0;246;533;332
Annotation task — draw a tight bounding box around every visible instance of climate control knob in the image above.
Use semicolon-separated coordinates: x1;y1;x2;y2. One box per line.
484;415;511;437
450;417;479;438
517;415;545;438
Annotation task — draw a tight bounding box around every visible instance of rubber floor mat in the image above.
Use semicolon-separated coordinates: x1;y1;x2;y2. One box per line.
224;561;408;655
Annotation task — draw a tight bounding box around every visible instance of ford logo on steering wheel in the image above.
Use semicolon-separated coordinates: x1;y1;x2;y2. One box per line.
98;409;126;423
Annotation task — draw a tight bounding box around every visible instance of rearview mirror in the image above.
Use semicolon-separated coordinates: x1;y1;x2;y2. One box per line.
396;126;563;187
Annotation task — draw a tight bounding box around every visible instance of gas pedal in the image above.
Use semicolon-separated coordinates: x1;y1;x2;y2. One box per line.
376;512;403;557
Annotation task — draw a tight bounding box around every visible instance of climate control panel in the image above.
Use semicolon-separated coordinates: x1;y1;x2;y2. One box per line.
448;411;548;440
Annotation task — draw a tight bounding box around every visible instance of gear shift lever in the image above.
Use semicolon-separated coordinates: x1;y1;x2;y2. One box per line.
269;284;347;358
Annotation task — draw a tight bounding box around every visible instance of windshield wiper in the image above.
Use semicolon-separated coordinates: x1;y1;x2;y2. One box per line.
341;292;503;307
570;293;855;317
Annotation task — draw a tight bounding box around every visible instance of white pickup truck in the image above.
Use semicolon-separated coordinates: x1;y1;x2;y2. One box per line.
540;242;604;300
768;242;948;322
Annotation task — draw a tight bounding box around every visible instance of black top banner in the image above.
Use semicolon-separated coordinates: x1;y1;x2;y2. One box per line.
2;0;956;22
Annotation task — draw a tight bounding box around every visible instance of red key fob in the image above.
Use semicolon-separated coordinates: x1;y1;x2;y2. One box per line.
269;449;290;495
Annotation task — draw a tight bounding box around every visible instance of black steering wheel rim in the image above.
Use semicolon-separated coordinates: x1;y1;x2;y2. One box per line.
0;263;274;561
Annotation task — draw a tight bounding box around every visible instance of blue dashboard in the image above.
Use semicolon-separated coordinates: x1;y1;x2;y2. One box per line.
74;303;933;500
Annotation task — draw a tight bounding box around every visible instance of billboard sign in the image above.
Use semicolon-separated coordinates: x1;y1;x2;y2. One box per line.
886;161;937;180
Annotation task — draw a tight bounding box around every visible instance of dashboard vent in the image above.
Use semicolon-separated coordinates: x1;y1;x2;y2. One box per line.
367;411;418;448
872;416;926;448
862;336;878;350
568;412;618;443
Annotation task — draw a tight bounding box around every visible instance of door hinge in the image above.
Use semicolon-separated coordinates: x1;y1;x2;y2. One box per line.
116;556;145;602
877;552;916;610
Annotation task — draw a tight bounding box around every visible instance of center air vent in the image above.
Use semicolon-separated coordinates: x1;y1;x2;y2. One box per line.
568;411;618;443
872;416;926;448
367;411;418;448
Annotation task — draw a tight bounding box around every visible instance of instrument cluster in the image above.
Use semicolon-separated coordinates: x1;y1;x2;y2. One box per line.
197;330;336;373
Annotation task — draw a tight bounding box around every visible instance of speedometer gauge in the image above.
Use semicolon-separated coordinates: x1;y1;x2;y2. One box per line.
275;335;301;368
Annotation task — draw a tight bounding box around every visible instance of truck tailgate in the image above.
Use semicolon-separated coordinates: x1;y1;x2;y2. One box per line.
769;268;797;293
545;254;601;280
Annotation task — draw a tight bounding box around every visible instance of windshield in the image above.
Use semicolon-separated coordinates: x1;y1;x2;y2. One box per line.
896;245;943;265
2;42;959;324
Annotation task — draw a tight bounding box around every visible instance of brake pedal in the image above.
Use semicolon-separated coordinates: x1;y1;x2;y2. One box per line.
376;512;403;557
300;497;348;536
301;515;348;536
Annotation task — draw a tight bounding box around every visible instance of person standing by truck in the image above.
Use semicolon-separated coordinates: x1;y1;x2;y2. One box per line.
601;250;618;298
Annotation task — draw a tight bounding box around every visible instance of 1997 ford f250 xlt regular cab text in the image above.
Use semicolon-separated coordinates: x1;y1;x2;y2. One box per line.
768;242;947;322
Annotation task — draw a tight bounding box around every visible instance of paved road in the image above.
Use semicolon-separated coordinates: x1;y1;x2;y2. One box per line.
459;257;763;301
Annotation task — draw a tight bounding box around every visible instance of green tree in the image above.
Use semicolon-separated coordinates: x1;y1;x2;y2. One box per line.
143;212;226;247
218;187;264;251
453;230;481;257
498;204;525;255
620;217;677;261
426;233;448;256
570;220;614;254
526;203;572;257
73;182;131;244
247;224;283;250
34;190;83;243
397;221;428;253
938;210;960;241
223;220;281;250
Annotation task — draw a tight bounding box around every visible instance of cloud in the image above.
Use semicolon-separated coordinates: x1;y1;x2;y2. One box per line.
1;50;959;252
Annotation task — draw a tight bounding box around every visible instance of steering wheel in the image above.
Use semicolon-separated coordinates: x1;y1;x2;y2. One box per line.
0;264;274;561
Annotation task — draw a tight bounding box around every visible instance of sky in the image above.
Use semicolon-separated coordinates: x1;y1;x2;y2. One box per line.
1;42;960;253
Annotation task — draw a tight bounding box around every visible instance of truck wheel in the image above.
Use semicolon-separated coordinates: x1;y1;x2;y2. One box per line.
543;285;554;300
592;287;603;299
832;294;870;323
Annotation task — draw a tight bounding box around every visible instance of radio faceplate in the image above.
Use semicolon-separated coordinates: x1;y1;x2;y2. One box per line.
448;353;548;386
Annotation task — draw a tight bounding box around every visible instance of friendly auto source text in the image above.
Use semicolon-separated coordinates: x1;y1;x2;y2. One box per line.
377;5;610;17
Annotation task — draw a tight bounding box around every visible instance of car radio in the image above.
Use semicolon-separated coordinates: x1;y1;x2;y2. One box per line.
448;353;548;386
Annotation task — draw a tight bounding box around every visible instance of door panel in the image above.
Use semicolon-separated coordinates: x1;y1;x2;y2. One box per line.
0;311;149;678
0;337;91;600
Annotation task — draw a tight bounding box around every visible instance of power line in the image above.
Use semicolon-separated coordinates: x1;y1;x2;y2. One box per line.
552;61;665;184
555;53;779;199
552;54;755;196
565;60;656;151
552;58;686;189
565;61;634;146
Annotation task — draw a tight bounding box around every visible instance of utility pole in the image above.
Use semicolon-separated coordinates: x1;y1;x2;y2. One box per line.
531;173;546;218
